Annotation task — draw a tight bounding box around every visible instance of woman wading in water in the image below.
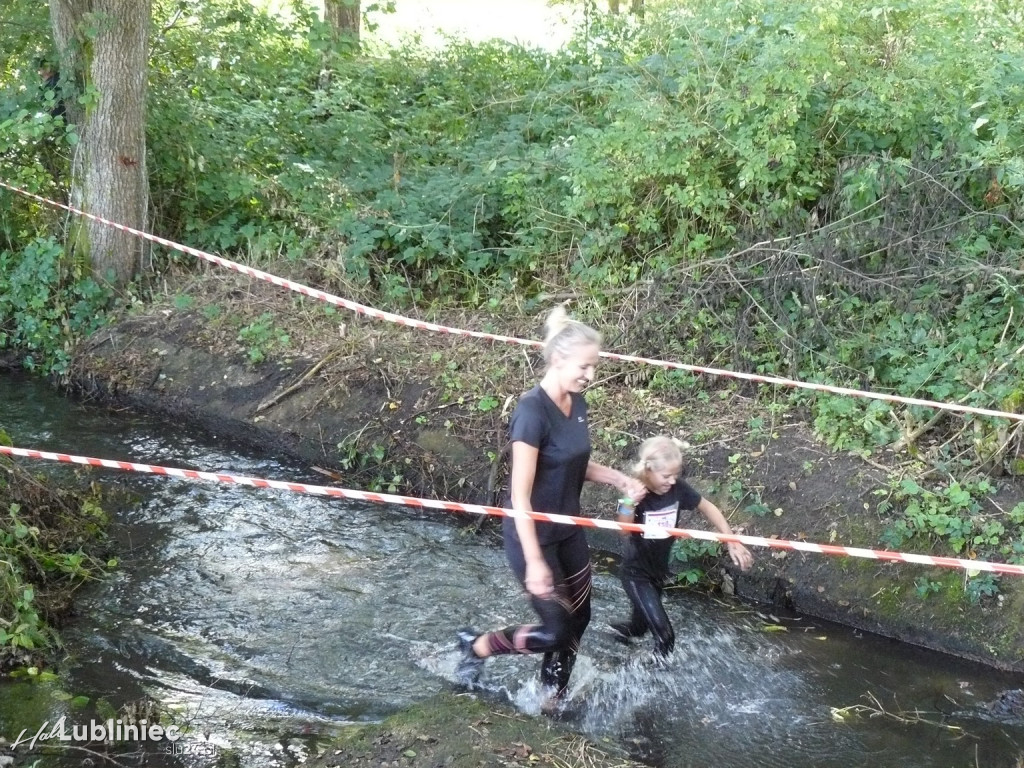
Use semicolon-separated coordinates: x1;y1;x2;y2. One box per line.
455;307;645;706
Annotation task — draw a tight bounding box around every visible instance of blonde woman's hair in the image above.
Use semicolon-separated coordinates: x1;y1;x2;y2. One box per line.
631;435;683;477
542;305;602;364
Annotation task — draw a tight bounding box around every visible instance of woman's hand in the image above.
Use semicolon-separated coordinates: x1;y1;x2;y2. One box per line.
585;463;647;504
620;474;647;503
727;541;754;571
524;557;554;598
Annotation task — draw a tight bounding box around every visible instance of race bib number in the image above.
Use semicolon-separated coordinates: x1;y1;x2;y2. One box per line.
642;503;678;539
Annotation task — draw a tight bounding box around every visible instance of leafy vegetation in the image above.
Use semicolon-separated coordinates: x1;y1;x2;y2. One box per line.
237;311;292;364
0;237;111;378
0;430;115;665
875;474;1024;606
670;538;722;586
2;0;1024;601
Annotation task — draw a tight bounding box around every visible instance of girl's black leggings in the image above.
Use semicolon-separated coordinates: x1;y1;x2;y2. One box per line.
479;528;592;695
619;575;675;656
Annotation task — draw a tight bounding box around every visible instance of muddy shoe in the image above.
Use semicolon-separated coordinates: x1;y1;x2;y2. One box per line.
539;685;565;717
539;650;574;714
455;628;485;687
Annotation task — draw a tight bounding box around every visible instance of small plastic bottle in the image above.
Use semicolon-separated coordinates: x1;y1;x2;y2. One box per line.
616;497;637;518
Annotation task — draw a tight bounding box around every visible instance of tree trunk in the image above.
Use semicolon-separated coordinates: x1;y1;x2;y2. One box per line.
607;1;642;16
324;0;360;50
50;0;150;290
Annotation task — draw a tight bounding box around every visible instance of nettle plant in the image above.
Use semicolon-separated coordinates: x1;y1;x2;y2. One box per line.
671;538;723;587
0;237;111;379
874;475;1024;604
876;477;1009;556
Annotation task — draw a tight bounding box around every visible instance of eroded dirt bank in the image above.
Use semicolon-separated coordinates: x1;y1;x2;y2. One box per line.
66;286;1024;675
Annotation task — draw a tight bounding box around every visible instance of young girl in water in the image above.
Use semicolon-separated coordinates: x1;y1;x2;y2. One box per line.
610;436;753;656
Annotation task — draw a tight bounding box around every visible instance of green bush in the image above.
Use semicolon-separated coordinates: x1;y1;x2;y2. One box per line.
877;476;1024;564
0;431;115;663
4;0;1024;468
0;237;111;378
143;0;1024;301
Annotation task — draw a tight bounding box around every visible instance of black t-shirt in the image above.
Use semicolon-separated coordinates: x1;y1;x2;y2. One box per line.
503;386;592;545
620;480;703;581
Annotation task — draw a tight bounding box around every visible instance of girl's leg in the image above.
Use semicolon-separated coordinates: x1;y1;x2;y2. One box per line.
620;578;674;656
611;574;651;639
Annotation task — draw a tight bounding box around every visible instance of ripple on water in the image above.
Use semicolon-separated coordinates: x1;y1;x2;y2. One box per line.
3;373;1024;768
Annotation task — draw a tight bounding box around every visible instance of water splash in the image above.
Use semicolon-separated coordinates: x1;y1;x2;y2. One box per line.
4;372;1024;768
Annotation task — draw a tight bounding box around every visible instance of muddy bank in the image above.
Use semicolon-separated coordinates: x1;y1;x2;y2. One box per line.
64;292;1024;674
302;691;645;768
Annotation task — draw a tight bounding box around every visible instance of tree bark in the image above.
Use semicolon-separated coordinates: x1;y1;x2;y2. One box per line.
324;0;360;50
49;0;84;129
49;0;150;290
607;1;643;16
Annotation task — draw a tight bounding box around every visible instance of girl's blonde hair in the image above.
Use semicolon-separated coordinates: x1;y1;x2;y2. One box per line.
631;435;683;477
542;305;602;364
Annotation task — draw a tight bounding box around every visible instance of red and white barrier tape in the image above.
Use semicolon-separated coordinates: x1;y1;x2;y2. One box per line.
2;444;1021;576
2;179;1022;425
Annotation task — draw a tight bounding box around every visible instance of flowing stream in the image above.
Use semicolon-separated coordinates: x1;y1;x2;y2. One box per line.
1;372;1023;767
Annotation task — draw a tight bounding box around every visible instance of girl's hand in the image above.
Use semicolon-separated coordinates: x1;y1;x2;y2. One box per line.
524;558;554;598
727;541;753;571
620;475;647;503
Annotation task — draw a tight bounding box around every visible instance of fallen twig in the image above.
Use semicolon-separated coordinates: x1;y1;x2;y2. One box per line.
256;348;343;413
829;690;974;739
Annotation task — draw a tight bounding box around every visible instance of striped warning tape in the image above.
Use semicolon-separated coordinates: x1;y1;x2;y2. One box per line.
0;181;537;348
2;179;1022;424
2;443;1021;576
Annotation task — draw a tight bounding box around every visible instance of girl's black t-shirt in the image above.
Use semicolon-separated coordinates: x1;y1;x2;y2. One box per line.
621;481;702;581
504;386;592;545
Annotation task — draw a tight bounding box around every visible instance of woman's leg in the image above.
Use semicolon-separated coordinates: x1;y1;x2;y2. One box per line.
538;530;591;695
465;530;591;697
480;531;584;656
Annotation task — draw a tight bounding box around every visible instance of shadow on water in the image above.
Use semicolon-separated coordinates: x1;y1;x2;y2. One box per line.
2;371;1024;767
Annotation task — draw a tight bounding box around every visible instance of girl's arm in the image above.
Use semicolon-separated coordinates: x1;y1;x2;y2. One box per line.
509;441;553;597
695;497;754;571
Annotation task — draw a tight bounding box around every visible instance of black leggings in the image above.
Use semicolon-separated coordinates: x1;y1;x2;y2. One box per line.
619;575;675;656
480;528;592;694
